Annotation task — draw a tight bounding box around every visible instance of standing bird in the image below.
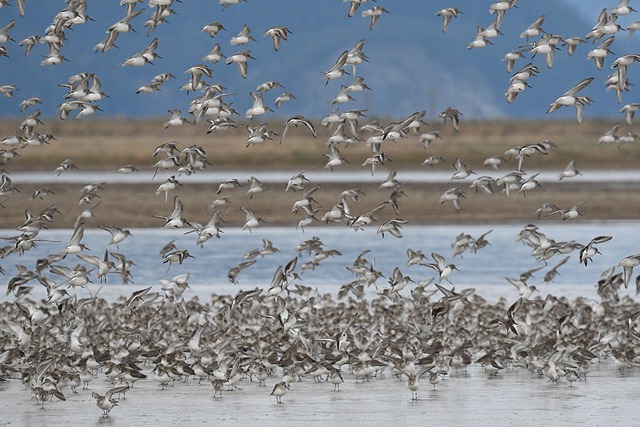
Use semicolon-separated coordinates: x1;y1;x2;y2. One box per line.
270;381;290;404
92;386;129;418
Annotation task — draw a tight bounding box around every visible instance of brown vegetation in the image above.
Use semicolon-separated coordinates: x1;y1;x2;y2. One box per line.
1;118;638;229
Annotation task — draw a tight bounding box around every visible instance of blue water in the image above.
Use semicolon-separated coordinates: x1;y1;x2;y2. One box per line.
2;221;637;302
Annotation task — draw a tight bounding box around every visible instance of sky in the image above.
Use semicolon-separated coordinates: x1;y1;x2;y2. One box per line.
0;1;637;121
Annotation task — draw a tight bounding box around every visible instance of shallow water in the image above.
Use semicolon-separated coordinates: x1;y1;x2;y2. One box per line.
8;169;640;186
1;222;638;303
2;360;637;426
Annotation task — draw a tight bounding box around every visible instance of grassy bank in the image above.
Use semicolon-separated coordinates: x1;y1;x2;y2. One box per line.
1;118;638;172
1;118;638;229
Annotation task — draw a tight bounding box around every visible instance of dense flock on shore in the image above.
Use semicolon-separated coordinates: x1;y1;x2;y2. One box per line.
1;0;640;419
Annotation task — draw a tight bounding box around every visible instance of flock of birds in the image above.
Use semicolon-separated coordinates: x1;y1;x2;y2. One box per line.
1;0;640;420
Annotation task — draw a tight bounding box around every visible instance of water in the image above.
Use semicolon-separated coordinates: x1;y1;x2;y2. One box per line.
1;221;637;303
1;361;637;426
2;222;639;426
8;169;640;186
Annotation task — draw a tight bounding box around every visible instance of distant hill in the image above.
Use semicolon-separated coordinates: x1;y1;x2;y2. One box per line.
0;1;635;121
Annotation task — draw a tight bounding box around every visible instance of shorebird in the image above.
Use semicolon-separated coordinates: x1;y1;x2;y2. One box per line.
154;195;190;228
349;201;389;231
0;20;15;45
579;235;612;266
271;381;290;404
93;386;129;417
422;155;446;166
505;77;531;103
612;0;635;16
422;252;458;284
439;187;466;211
543;255;570;283
612;54;640;92
439;107;462;131
274;92;296;108
227;259;257;284
230;24;255;45
451;158;475;180
597;124;619;144
291;185;320;214
405;366;435;400
322;50;349;83
377;218;407;238
246;176;266;198
264;26;290;51
245;92;270;118
547;77;594;123
472;229;493;253
559;160;581;180
617;254;640;288
436;8;461;33
188;209;224;246
217;178;243;194
54;158;78;175
285;169;313;192
225;49;254;79
346;75;370;94
586;8;621;42
244;122;276;147
520;15;545;39
98;225;133;247
467;25;491;49
362;152;390;176
155;175;181;203
361;6;389;30
163;109;191;128
564;36;586;56
518;173;541;197
201;43;225;64
503;49;527;73
116;164;139;173
241;207;266;232
324;144;348;171
162;249;194;272
620;103;640;125
280;116;317;144
546;201;588;220
506;276;537;299
64;220;88;254
587;36;615;70
201;21;226;37
77;250;115;283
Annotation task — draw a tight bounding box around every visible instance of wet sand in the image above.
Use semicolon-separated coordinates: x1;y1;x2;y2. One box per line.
2;360;636;426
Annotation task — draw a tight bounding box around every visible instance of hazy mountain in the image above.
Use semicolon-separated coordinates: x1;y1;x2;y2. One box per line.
0;1;635;121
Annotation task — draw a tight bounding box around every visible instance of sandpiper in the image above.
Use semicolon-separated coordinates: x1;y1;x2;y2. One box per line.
270;381;290;404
